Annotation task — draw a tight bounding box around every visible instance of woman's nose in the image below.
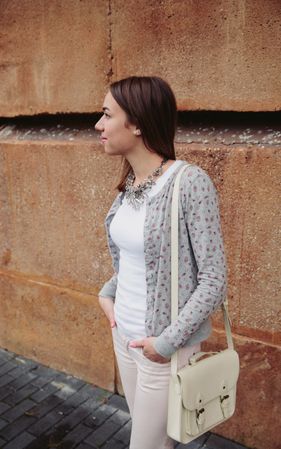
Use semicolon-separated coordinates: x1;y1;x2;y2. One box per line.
95;117;104;131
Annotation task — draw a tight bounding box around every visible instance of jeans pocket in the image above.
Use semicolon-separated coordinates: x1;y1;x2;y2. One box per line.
140;347;171;366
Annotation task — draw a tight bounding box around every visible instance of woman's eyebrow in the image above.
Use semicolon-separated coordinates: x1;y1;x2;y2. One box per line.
102;106;110;111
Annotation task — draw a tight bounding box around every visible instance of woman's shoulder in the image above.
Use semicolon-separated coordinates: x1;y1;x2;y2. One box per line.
178;162;218;207
180;162;215;187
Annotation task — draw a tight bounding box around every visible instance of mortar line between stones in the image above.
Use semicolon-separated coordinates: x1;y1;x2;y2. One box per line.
0;268;99;300
107;0;114;84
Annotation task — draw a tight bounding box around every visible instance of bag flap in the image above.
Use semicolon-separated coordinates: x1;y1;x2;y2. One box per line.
177;349;240;410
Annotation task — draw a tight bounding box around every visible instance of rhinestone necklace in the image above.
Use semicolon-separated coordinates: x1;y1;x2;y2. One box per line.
125;158;169;210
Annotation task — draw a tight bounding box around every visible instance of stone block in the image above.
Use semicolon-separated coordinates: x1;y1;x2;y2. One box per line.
111;0;281;111
0;140;121;295
0;0;110;116
0;273;115;392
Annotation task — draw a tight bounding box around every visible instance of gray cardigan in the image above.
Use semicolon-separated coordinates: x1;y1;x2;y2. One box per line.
98;161;228;358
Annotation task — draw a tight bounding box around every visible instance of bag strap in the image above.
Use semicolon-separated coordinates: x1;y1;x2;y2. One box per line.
170;162;234;376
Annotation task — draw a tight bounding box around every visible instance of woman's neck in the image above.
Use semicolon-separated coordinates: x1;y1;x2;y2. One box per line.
127;154;175;185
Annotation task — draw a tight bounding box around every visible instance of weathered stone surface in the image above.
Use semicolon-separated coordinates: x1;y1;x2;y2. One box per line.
202;329;281;449
0;140;121;295
111;0;281;111
0;0;110;116
0;1;280;114
0;272;115;391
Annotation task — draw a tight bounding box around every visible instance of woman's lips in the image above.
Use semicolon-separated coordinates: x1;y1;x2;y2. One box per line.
100;137;107;142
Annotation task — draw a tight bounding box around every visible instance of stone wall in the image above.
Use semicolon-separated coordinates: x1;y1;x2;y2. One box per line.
0;0;280;116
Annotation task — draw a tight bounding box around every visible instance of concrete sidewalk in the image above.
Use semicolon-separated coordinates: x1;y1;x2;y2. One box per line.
0;347;248;449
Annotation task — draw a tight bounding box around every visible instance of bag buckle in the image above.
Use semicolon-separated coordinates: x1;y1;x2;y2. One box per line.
220;393;231;417
196;407;205;430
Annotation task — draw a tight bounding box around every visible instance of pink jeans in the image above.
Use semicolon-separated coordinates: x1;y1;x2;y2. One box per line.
111;325;201;449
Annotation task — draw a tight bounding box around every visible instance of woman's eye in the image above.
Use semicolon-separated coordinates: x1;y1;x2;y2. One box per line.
104;113;110;118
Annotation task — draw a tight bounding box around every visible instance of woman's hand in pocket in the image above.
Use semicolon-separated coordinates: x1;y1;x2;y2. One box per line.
98;296;116;328
129;337;171;364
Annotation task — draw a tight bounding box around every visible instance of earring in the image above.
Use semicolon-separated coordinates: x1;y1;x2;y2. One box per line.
134;129;141;136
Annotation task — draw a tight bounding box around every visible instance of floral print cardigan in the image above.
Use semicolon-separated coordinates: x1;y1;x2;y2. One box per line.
98;161;228;358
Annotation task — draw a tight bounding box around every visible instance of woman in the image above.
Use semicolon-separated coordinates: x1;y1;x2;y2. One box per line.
95;76;227;449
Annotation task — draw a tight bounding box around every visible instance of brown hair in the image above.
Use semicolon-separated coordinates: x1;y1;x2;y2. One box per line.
109;76;178;192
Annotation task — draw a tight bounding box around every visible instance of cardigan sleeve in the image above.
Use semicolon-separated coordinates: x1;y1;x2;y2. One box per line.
153;169;228;358
98;272;118;301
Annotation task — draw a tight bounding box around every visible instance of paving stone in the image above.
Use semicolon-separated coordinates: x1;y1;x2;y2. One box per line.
13;356;37;369
0;417;8;430
26;365;62;387
112;421;132;446
110;409;131;427
62;383;109;409
76;443;97;449
106;394;130;414
0;374;14;388
85;419;120;447
27;400;75;436
0;361;19;376
30;375;57;389
102;438;126;449
4;361;39;381
0;386;15;402
204;434;248;449
7;367;38;381
49;375;85;400
28;380;62;403
72;386;112;408
29;371;68;394
23;393;64;420
29;364;62;379
84;408;127;448
1;430;35;449
61;422;93;448
176;432;210;448
0;414;36;441
19;432;54;449
86;403;119;428
4;384;39;406
56;400;93;427
1;398;37;423
43;422;75;447
2;372;37;391
0;402;10;414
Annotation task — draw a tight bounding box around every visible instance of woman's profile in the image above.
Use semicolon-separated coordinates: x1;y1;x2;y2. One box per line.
95;76;227;449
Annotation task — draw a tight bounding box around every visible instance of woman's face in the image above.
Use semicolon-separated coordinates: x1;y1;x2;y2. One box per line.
95;90;137;155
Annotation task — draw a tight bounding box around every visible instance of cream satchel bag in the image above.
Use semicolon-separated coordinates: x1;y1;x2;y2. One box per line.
167;163;240;444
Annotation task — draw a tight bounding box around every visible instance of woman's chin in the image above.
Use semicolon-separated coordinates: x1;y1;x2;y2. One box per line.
103;146;126;157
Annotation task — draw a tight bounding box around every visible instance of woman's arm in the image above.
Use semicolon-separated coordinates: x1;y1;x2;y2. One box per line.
153;169;228;358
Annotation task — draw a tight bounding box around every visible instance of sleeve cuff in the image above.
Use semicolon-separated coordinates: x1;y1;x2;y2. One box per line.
153;334;177;358
98;284;116;301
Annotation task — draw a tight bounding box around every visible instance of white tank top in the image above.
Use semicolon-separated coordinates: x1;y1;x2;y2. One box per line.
109;159;183;340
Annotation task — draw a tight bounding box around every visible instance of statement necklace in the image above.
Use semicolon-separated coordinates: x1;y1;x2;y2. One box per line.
124;158;169;210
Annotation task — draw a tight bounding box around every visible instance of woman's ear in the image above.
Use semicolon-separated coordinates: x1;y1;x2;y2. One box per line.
133;129;141;136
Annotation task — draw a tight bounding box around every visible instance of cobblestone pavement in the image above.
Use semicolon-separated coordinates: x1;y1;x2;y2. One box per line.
0;347;249;449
